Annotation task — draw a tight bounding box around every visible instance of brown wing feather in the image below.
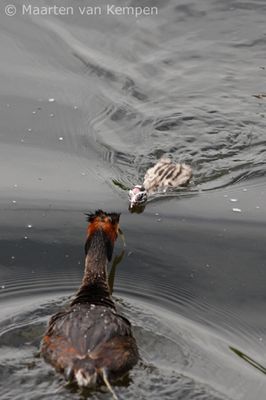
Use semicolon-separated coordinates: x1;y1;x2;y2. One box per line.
41;304;134;374
90;335;138;380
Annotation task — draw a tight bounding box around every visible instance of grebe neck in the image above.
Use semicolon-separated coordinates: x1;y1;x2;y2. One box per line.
83;231;109;286
71;230;115;308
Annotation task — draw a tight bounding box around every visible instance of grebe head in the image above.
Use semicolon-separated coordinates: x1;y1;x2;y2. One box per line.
128;185;147;208
84;210;120;261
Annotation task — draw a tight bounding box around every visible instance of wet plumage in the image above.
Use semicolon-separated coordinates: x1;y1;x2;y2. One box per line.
129;157;192;208
41;210;138;395
143;157;192;193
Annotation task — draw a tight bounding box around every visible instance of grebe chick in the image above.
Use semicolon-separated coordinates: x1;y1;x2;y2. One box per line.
41;210;138;397
129;157;192;208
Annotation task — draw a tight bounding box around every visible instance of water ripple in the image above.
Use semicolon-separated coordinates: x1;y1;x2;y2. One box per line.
0;294;256;400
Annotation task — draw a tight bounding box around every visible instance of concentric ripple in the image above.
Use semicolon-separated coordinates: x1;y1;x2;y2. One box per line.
0;292;265;400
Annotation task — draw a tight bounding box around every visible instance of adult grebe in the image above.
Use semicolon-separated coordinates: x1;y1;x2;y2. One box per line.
41;210;138;398
129;157;192;208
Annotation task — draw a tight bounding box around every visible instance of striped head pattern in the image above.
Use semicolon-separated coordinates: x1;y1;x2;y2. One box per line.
128;185;148;208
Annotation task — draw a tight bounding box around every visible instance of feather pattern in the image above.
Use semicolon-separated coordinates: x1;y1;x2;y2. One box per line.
143;157;192;194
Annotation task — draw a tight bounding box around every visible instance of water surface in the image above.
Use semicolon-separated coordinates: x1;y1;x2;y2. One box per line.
0;0;265;399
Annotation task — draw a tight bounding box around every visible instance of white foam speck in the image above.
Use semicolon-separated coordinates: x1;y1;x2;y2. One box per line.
27;224;32;228
230;198;238;202
59;137;64;141
232;208;242;213
1;285;5;289
12;200;16;204
48;98;55;103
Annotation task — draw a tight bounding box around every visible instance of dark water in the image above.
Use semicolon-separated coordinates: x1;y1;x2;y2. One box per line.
0;0;266;399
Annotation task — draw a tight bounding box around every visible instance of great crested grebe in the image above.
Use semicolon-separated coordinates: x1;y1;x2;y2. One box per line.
129;157;192;208
41;210;138;398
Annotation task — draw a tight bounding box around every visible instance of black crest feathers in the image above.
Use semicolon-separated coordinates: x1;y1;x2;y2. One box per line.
85;209;120;224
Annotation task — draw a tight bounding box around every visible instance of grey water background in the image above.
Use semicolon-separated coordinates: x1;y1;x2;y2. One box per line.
0;0;266;399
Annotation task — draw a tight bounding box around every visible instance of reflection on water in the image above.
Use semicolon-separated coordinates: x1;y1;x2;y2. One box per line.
0;294;240;400
230;347;266;376
0;0;266;398
108;249;126;294
0;200;266;399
